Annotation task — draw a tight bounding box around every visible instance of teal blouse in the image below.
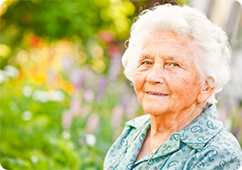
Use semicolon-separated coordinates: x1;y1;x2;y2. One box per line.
104;105;242;169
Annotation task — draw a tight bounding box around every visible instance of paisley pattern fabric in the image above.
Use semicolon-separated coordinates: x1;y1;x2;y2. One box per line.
104;105;242;170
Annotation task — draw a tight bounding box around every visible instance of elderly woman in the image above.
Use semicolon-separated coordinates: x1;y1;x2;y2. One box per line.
104;4;242;170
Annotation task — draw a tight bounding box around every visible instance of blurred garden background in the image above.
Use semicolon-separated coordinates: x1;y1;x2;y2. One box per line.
0;0;241;169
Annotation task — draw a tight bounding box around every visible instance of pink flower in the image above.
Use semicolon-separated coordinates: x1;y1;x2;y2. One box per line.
126;94;139;119
83;89;95;103
98;30;115;43
86;114;100;133
111;105;124;128
70;97;82;116
61;110;73;129
47;69;56;84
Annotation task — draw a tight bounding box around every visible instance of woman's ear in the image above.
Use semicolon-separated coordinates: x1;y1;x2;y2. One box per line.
197;77;215;104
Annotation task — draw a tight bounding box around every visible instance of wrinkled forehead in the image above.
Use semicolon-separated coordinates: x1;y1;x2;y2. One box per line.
140;31;200;66
143;31;196;51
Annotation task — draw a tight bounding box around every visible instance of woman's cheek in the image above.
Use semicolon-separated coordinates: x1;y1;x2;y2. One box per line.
133;72;144;91
166;75;187;96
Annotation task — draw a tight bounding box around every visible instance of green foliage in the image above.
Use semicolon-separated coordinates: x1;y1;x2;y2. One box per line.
0;77;134;169
2;1;105;40
0;0;136;69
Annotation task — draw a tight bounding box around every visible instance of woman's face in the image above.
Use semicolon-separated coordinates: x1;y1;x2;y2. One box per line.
133;32;203;115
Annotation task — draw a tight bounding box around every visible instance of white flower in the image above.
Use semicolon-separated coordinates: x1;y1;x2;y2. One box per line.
33;90;49;103
4;65;19;78
23;86;33;97
30;156;38;164
0;70;7;84
21;111;33;121
86;133;96;146
62;130;71;140
48;90;65;102
224;118;232;131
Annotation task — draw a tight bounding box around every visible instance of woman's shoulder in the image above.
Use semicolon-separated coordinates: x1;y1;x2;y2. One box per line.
104;114;150;169
202;127;242;155
192;127;242;169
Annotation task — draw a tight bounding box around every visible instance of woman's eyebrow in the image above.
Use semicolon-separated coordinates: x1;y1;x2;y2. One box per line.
163;55;186;63
164;56;176;61
138;54;153;62
139;53;186;63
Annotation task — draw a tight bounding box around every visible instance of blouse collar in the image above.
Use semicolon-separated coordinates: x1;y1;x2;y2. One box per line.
125;104;223;154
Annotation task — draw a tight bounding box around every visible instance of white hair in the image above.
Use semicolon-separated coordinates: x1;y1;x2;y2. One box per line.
122;4;231;105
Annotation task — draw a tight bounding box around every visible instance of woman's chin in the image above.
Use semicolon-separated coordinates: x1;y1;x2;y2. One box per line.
142;104;170;116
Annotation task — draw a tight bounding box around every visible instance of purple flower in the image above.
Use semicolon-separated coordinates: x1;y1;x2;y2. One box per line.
69;69;84;89
108;52;122;81
232;126;241;138
218;108;227;123
97;77;108;100
125;94;140;119
62;55;74;71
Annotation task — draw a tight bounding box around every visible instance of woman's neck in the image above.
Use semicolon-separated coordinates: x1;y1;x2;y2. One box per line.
147;104;203;152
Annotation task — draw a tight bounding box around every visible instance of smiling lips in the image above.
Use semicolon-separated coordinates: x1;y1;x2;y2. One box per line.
147;92;169;96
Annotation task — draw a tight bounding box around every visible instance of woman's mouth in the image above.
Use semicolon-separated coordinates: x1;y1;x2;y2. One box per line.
147;92;169;96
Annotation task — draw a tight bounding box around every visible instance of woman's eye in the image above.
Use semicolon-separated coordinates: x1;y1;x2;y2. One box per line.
170;63;179;67
143;61;152;65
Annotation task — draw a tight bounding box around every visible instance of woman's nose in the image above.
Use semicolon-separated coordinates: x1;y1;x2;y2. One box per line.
146;64;165;84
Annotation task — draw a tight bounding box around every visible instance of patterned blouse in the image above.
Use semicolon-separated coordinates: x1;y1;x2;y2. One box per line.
104;105;242;170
